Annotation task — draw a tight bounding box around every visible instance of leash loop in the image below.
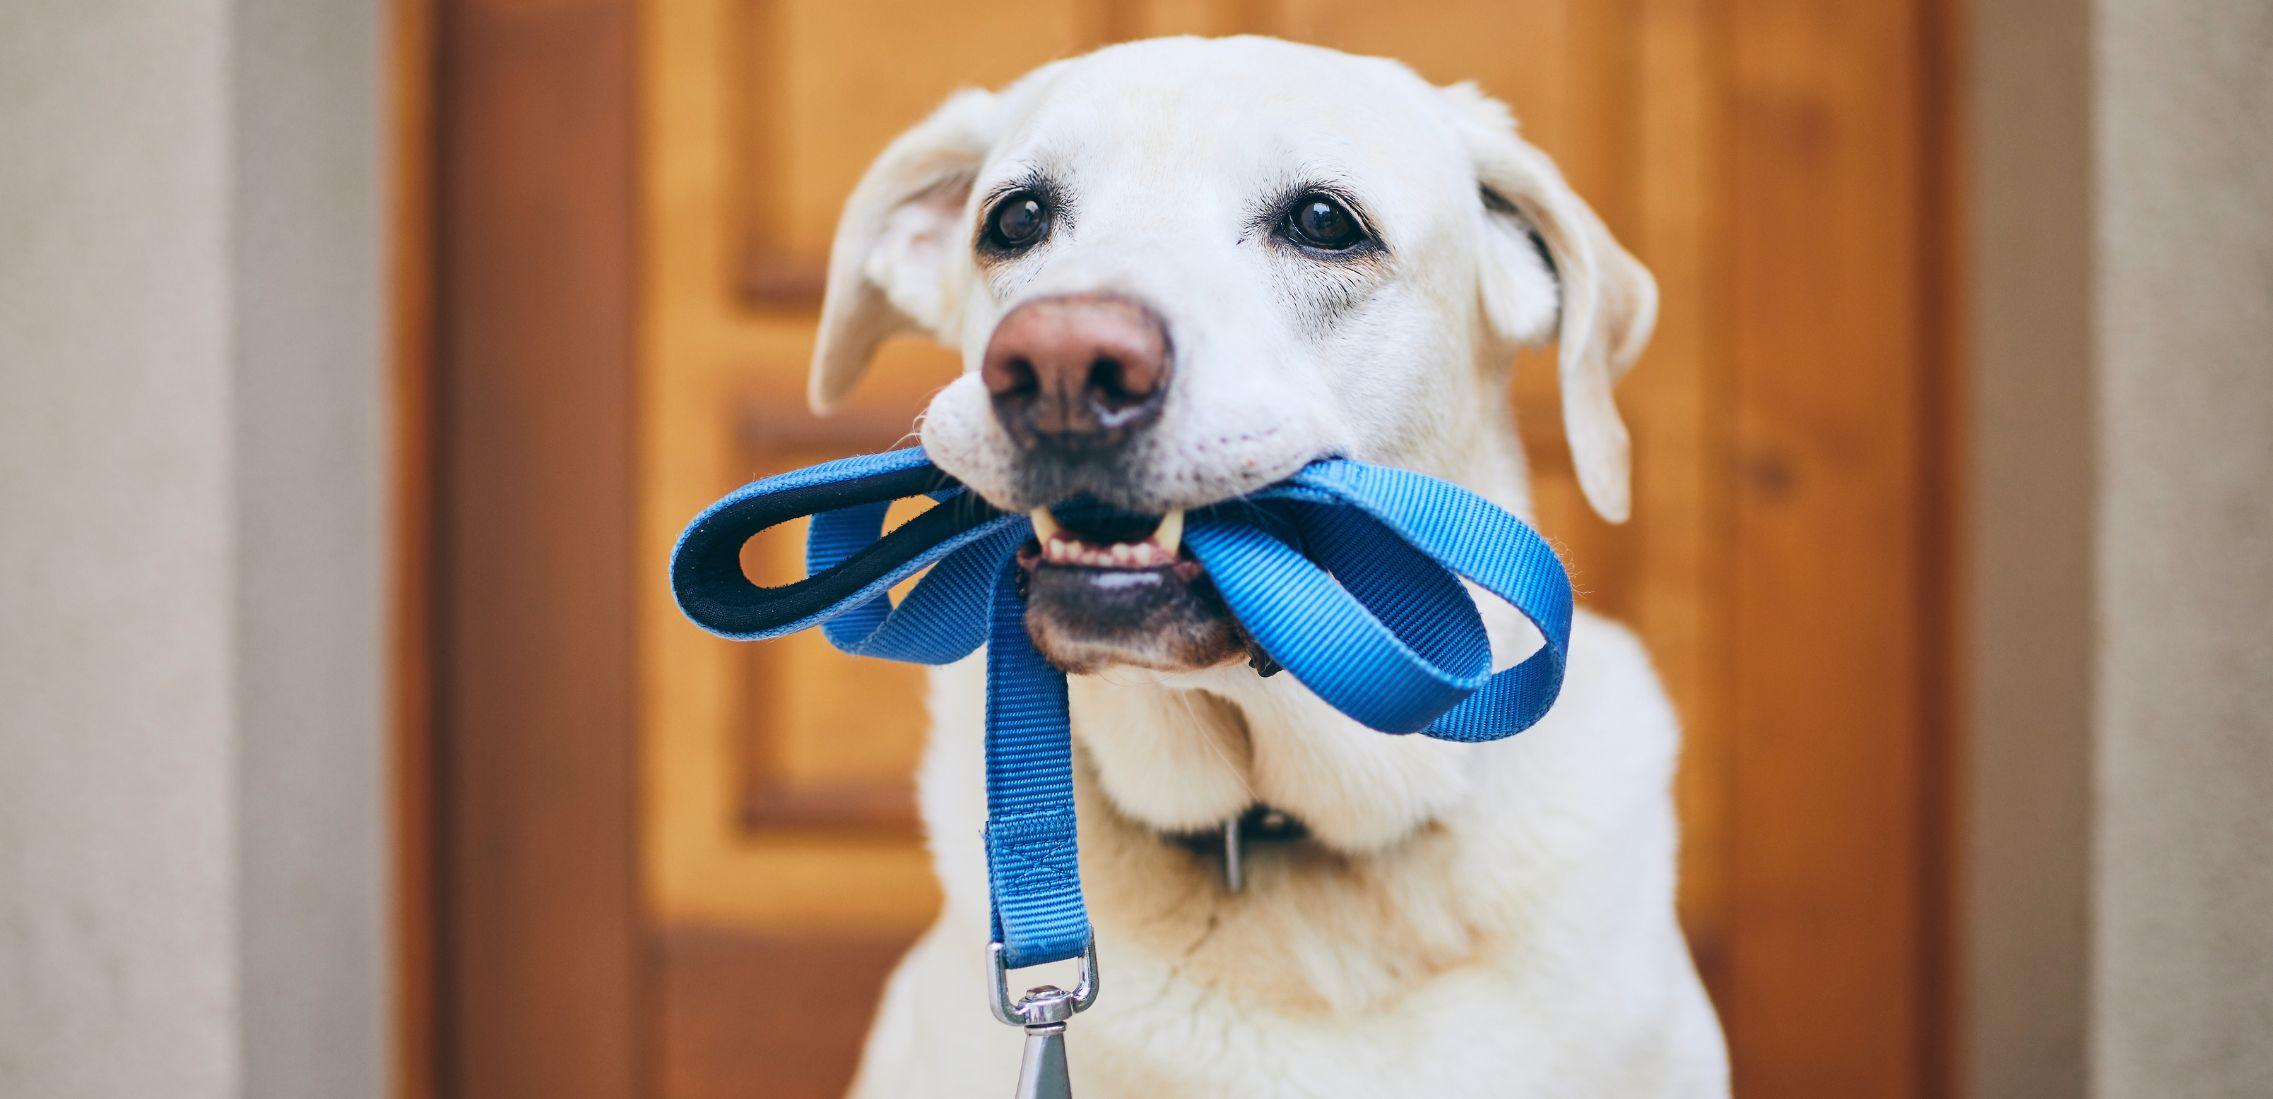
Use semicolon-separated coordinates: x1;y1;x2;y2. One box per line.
671;446;1574;1011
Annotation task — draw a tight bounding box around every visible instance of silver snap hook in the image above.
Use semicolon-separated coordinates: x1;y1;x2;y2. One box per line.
986;940;1099;1099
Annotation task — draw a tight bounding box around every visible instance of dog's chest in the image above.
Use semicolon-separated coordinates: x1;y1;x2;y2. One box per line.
1077;978;1571;1096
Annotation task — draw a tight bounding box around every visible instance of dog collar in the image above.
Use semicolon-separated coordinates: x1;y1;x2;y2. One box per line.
670;446;1574;1089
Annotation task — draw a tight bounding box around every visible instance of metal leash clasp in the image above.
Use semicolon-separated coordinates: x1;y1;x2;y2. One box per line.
987;939;1100;1099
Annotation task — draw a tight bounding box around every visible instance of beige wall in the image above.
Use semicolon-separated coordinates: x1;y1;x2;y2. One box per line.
1970;0;2273;1095
230;0;387;1093
0;2;386;1098
2091;0;2273;1092
0;4;240;1095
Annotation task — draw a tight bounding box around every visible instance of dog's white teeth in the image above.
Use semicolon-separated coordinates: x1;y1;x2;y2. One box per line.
1032;508;1188;568
1154;509;1184;556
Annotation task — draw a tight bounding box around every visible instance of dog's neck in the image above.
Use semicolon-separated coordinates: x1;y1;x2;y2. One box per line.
1063;670;1555;1013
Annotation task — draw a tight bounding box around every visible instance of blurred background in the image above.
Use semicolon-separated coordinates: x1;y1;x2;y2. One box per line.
2;0;2267;1097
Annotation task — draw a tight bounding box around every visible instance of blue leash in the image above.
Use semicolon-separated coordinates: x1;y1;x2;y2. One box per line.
670;445;1573;992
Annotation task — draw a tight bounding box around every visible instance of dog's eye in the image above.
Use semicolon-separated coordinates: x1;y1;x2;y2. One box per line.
983;191;1049;252
1282;193;1367;251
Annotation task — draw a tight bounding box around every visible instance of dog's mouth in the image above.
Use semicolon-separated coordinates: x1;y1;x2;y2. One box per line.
1015;504;1251;674
1028;505;1188;571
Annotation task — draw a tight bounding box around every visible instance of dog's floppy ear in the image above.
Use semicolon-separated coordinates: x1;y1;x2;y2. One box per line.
810;88;1001;413
1442;83;1658;523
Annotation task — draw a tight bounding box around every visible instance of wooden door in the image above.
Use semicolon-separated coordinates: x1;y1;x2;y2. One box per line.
423;0;1959;1095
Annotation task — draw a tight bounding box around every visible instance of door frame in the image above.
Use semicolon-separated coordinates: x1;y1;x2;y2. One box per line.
398;0;648;1095
397;1;1970;1094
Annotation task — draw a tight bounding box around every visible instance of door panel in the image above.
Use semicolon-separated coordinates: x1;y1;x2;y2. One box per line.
637;3;1137;1092
732;440;935;837
732;0;1118;303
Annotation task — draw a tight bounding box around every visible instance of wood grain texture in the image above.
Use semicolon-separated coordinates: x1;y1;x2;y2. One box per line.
654;929;921;1099
1622;0;1738;981
729;0;1115;307
1725;0;1942;1092
434;0;644;1095
728;427;936;839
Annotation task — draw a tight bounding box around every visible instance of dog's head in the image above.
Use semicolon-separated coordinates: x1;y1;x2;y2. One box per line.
812;37;1652;675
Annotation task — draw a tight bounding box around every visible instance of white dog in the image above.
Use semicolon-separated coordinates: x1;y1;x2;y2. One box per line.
807;36;1727;1097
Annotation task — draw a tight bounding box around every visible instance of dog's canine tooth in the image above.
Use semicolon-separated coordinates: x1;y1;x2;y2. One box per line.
1030;507;1190;568
1154;509;1185;555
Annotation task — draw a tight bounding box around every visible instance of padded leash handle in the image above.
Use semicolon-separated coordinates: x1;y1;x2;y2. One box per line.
671;449;1004;641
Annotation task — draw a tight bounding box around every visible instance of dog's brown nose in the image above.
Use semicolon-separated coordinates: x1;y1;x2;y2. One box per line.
980;293;1172;451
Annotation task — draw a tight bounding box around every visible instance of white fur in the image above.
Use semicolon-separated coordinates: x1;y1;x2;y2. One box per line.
808;36;1725;1097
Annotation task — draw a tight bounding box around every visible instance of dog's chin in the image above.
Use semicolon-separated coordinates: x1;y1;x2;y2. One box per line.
1017;546;1247;675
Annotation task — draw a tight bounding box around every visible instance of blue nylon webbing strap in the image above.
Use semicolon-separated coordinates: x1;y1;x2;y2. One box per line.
670;446;1574;971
